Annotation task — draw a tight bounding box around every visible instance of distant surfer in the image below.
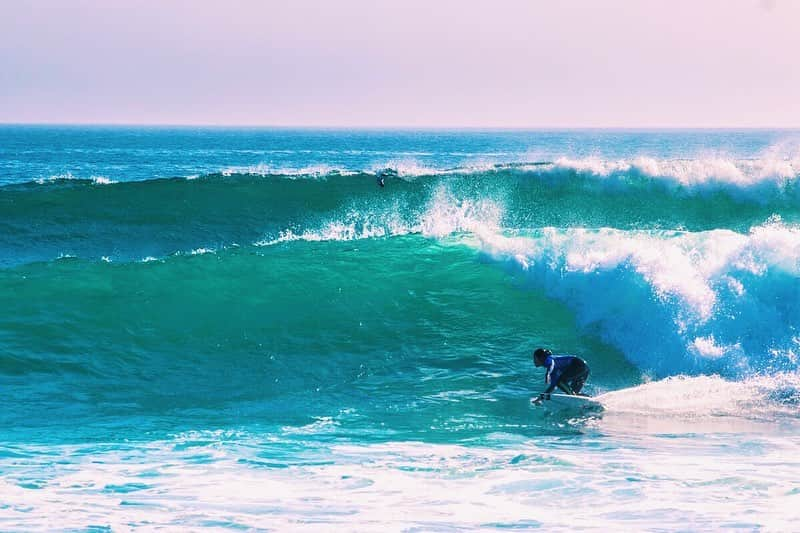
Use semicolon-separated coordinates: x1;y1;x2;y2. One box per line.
532;348;590;402
375;167;397;188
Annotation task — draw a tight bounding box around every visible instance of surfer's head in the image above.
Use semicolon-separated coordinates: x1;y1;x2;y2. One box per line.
532;348;551;366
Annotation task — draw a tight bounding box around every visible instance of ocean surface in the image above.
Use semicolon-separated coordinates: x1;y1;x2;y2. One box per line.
1;125;800;531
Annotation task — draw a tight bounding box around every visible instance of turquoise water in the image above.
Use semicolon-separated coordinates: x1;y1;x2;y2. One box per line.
1;126;800;530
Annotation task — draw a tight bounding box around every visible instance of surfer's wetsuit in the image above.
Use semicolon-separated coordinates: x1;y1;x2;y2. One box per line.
543;355;590;395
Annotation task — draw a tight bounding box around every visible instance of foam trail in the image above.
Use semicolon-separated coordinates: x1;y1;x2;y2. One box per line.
597;373;800;418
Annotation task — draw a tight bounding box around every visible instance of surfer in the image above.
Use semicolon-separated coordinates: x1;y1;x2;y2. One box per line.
376;167;397;187
532;348;590;401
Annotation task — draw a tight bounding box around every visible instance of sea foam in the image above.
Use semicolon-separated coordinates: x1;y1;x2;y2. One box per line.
475;221;800;377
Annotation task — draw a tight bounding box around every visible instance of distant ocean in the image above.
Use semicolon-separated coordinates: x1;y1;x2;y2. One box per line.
2;126;799;530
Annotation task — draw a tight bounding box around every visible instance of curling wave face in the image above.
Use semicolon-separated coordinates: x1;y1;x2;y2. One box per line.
2;186;799;441
2;127;800;438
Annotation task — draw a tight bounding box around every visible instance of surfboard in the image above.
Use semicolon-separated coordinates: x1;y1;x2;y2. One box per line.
531;393;603;413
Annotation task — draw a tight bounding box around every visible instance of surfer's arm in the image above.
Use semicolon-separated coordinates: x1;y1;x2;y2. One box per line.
543;372;563;394
543;358;558;393
544;357;554;383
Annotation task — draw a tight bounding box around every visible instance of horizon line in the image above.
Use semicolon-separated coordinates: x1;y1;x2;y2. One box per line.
2;122;800;131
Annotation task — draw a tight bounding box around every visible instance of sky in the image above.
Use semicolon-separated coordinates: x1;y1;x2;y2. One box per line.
1;0;798;127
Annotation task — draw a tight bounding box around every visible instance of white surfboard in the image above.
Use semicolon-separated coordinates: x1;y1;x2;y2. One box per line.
531;393;603;412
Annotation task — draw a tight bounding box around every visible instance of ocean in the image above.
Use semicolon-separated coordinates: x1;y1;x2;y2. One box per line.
1;125;799;530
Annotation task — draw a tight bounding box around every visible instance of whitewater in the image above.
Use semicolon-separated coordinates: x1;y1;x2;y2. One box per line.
1;126;799;531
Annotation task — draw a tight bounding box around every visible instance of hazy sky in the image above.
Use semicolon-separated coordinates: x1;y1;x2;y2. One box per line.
1;0;798;127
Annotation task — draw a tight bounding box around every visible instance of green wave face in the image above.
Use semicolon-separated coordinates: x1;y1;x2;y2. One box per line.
0;237;637;441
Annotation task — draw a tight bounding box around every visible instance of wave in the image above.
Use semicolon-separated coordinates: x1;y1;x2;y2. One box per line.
3;162;799;390
2;173;798;384
475;220;800;378
3;216;798;379
211;153;800;196
3;160;800;267
1;222;798;437
193;153;799;189
1;233;579;440
552;155;800;191
5;152;800;186
255;187;502;246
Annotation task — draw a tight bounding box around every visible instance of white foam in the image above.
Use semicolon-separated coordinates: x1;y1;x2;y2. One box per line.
474;221;800;376
3;428;800;531
220;163;358;178
34;173;117;185
372;159;438;178
256;218;409;246
690;335;738;360
281;416;338;435
257;185;503;246
552;154;799;191
189;247;216;255
419;187;503;238
593;373;800;436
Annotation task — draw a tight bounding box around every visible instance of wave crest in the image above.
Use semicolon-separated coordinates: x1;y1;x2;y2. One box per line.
476;221;800;377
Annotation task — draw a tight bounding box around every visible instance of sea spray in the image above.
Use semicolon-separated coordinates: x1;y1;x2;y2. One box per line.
474;221;800;377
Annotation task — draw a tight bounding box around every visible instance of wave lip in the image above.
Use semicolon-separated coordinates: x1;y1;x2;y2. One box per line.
212;154;800;189
551;155;800;193
4;153;799;195
256;185;504;246
219;163;361;178
31;172;117;185
221;155;800;189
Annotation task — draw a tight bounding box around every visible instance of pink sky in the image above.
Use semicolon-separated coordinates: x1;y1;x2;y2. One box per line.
1;0;798;127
